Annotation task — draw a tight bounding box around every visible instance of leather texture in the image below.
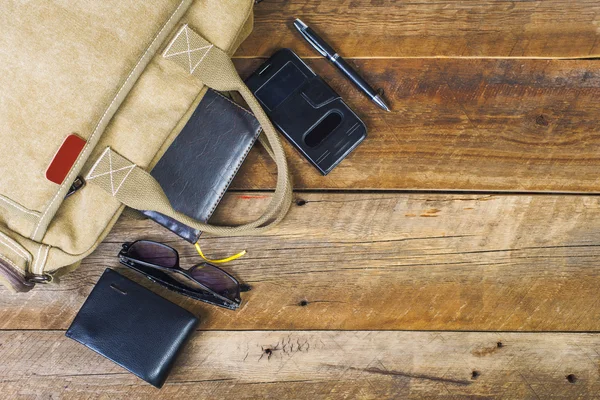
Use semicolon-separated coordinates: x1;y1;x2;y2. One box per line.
245;49;367;175
142;89;261;242
65;268;198;388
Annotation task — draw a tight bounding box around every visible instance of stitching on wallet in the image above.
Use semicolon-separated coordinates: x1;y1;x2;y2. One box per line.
206;95;263;219
31;0;188;240
217;90;258;119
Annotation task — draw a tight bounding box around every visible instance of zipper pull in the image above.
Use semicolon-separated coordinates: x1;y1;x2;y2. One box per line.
65;176;85;198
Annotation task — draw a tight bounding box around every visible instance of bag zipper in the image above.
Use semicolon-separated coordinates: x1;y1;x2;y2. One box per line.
66;176;85;198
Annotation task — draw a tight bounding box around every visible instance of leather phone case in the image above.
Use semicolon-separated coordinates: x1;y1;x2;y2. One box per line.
142;89;261;242
65;268;198;388
245;48;367;175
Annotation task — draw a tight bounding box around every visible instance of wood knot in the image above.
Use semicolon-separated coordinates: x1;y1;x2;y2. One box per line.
535;114;549;126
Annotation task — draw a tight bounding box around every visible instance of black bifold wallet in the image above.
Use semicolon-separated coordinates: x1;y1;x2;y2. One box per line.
142;89;261;243
66;268;198;388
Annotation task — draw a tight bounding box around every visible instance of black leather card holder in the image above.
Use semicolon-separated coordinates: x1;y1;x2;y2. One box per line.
142;89;261;242
66;268;198;388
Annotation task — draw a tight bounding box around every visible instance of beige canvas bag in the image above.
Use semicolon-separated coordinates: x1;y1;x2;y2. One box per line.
0;0;292;292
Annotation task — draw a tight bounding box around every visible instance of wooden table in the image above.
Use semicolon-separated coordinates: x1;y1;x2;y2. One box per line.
3;1;600;398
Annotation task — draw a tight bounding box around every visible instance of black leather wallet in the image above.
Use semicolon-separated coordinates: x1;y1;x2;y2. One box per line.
142;89;261;242
65;268;198;388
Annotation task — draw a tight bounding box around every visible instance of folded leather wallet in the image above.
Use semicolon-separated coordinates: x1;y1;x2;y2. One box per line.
142;89;261;243
66;268;198;388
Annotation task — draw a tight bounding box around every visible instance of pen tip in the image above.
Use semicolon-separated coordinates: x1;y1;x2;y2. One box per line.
373;95;391;112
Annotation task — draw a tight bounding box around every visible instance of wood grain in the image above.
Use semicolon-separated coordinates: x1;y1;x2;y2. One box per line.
237;0;600;58
2;330;600;399
231;58;600;191
4;192;600;331
5;2;600;398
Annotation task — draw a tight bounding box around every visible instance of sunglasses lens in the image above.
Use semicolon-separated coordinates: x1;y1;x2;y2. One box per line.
189;264;240;302
127;241;177;268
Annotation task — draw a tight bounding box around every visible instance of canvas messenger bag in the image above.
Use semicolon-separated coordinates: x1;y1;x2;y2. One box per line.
0;0;292;292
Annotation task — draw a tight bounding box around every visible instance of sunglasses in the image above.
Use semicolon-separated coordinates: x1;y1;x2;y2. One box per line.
118;240;241;310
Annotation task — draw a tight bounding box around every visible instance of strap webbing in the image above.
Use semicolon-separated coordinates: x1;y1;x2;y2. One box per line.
87;24;292;236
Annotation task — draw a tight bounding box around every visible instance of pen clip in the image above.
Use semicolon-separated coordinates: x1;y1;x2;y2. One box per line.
297;27;328;57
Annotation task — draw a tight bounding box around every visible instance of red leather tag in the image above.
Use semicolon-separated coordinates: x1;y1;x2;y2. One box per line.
45;134;86;185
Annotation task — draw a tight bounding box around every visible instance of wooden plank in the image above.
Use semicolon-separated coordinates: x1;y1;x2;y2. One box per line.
3;193;600;331
237;0;600;58
231;58;600;191
1;331;600;398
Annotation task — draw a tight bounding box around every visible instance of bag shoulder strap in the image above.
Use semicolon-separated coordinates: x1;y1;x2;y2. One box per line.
86;25;293;236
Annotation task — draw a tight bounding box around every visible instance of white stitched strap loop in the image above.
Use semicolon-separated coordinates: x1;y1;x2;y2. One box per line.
163;25;214;73
86;148;136;196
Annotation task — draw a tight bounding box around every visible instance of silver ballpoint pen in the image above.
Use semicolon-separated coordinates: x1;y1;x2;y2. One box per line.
293;18;391;112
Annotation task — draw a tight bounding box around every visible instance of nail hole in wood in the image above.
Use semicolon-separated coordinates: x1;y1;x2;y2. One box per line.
296;199;307;206
471;370;480;380
299;300;309;307
497;341;503;348
265;348;272;356
536;114;549;126
567;374;577;384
